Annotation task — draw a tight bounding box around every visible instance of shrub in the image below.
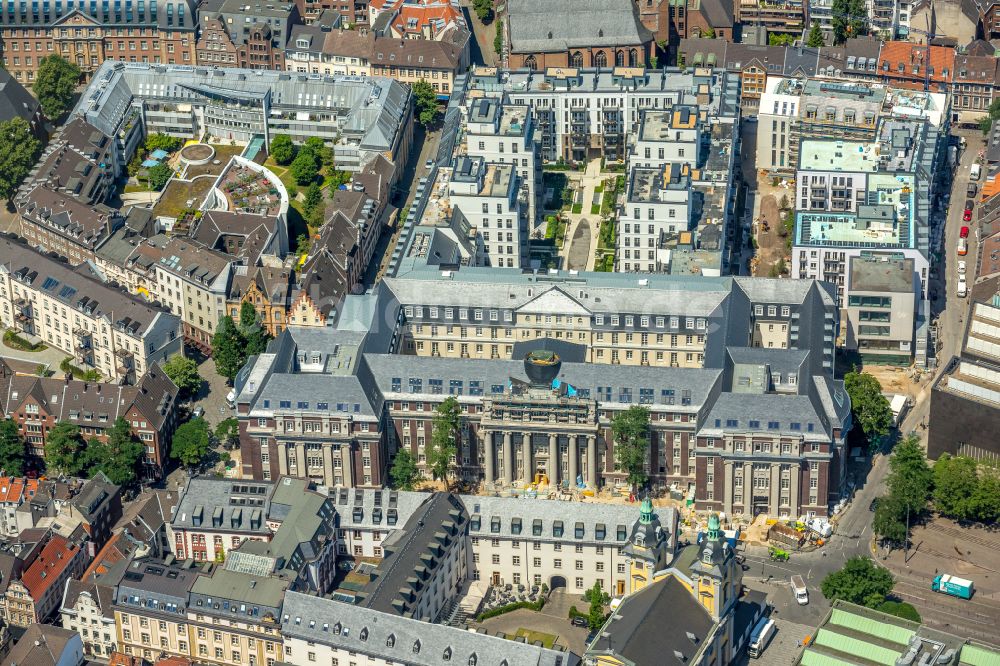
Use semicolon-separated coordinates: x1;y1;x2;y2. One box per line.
3;330;47;352
476;597;545;622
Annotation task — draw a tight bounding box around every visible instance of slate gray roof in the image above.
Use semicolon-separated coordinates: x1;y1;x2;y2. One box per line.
507;0;651;53
586;575;714;666
171;477;273;534
282;591;577;666
0;69;39;124
700;391;829;437
0;237;176;338
114;558;204;615
0;0;196;28
5;624;81;666
328;487;429;530
461;494;669;549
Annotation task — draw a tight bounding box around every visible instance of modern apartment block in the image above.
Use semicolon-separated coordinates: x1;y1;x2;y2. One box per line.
0;0;198;84
616;164;691;273
0;238;182;384
467;66;740;164
447;156;525;268
844;252;919;365
74;61;413;172
236;268;848;519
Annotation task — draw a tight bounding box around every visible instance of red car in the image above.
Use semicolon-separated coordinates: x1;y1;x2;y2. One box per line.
964;209;973;222
961;226;970;239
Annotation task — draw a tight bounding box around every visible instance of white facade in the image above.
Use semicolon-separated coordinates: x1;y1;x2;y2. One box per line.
448;159;524;268
617;167;691;273
60;587;117;660
756;84;801;173
629;107;702;170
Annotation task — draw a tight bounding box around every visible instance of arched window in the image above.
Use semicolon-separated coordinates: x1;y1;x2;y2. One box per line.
570;51;584;68
628;48;638;67
594;51;607;68
615;50;625;67
524;55;537;70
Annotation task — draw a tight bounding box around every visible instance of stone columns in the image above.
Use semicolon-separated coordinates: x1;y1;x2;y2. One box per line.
278;443;288;475
548;434;559;487
523;433;533;483
502;432;512;484
323;445;335;487
295;442;307;478
484;431;495;484
743;461;752;510
723;460;734;514
587;435;598;488
342;443;354;487
568;435;579;489
769;462;780;516
790;464;800;516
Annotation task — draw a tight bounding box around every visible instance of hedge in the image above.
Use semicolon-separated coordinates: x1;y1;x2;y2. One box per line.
476;597;545;622
3;330;46;352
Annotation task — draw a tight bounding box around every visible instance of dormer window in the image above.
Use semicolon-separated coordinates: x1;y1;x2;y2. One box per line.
443;647;452;661
413;640;421;653
386;634;395;647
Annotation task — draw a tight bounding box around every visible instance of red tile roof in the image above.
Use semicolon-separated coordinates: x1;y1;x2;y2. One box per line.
20;535;79;599
877;41;954;89
0;477;38;504
392;1;464;36
81;532;128;581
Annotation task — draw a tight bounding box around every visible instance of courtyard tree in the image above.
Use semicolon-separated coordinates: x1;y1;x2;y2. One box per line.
413;80;439;127
44;421;86;476
238;301;271;357
820;556;894;608
390;448;419;490
270;134;296;165
162;354;202;398
290;150;320;185
215;418;240;449
146;162;174;191
831;0;867;44
0;118;42;200
171;417;211;468
584;581;610;631
427;396;460;487
144;133;183;153
472;0;492;22
86;418;143;485
0;419;25;476
806;21;825;47
33;55;80;119
212;315;245;381
844;370;893;450
303;181;323;218
611;405;651;491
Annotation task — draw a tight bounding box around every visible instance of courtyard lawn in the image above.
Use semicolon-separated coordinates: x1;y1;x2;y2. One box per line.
513;628;558;649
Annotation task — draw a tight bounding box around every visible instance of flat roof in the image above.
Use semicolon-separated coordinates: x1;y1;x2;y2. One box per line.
799;139;880;171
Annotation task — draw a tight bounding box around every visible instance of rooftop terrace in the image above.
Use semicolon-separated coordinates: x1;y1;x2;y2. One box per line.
799;139;880;172
639;106;699;142
628;165;690;203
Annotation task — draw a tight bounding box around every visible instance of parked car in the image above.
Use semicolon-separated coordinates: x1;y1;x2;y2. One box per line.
571;616;587;627
961;226;970;239
968;183;978;198
958;275;968;298
958;260;967;275
869;498;879;512
958;237;968;256
964;200;974;221
192;406;205;418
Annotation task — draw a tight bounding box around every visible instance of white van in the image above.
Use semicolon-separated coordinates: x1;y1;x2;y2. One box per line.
748;617;777;658
971;163;982;181
958;275;968;298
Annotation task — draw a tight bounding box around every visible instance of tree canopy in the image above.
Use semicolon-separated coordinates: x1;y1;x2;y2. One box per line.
290;150;320;185
146;162;174;191
472;0;493;22
872;493;907;544
238;301;272;357
44;421;86;476
213;307;272;381
933;454;1000;523
0;419;26;476
831;0;867;44
390;448;419;490
428;397;460;486
171;417;211;467
844;371;893;449
413;80;439;127
270;134;295;165
144;133;183;153
0;118;42;200
85;418;143;485
33;55;81;119
806;22;825;47
611;406;651;491
821;556;895;608
215;417;240;449
887;434;932;515
162;354;202;398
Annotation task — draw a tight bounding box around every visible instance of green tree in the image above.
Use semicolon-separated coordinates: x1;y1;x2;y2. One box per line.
86;418;143;485
831;0;867;44
162;354;202;398
472;0;493;22
390;448;419;490
33;55;80;119
146;162;174;191
144;133;182;153
888;434;932;517
270;134;296;165
820;556;895;608
427;397;460;487
215;417;240;449
238;301;271;357
873;493;907;544
806;21;826;47
212;315;245;381
968;469;1000;523
170;417;211;467
703;26;716;38
0;118;42;200
932;454;979;520
413;80;439;127
768;33;796;46
494;20;502;57
44;421;86;476
0;419;26;476
303;181;323;217
585;582;609;630
844;371;893;450
303;136;333;167
876;600;921;622
611;406;650;491
290;151;319;185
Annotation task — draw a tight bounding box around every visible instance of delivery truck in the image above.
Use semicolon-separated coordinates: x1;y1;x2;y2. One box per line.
748;617;776;658
791;575;809;605
932;574;974;599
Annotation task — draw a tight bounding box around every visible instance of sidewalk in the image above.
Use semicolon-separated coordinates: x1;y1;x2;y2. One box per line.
559;158;605;271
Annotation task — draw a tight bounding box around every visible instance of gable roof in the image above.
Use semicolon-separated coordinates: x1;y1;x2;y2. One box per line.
20;534;79;599
507;0;652;53
0;69;40;125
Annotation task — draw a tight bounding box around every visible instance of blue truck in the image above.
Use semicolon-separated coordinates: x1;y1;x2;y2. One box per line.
932;574;974;600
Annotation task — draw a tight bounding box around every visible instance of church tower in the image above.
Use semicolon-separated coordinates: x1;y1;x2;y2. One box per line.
689;513;740;622
623;497;671;594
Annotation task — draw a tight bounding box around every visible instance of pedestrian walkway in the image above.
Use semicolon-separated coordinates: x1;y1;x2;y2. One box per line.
559;158;606;270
